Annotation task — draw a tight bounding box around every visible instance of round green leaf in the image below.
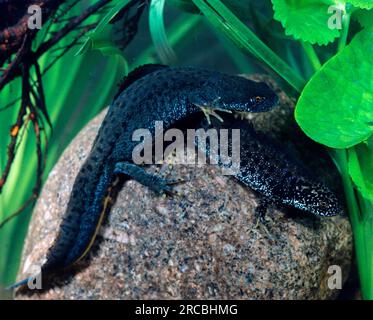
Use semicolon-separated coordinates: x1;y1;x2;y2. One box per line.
295;27;373;148
272;0;341;45
349;0;373;9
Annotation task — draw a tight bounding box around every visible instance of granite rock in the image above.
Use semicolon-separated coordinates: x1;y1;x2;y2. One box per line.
15;75;353;300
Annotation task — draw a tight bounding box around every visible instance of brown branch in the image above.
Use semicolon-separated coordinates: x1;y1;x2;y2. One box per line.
0;1;65;54
0;35;28;92
0;13;30;53
0;0;113;93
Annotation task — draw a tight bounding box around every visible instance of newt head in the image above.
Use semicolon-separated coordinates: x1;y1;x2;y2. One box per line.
245;81;279;112
286;177;344;217
212;75;279;113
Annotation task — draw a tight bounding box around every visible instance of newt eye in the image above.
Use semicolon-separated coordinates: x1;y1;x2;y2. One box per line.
255;96;264;103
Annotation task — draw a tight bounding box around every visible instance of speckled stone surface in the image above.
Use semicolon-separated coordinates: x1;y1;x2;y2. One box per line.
15;75;353;300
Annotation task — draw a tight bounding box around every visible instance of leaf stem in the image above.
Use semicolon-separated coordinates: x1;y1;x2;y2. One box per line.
301;42;322;72
338;11;351;52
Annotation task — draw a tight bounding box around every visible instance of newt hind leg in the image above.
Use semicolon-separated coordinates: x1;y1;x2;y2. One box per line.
114;161;184;196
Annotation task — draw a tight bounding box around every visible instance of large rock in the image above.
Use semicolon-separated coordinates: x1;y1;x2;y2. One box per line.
15;76;353;300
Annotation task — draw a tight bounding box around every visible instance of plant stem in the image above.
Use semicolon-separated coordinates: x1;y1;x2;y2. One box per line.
331;148;373;299
301;42;322;72
338;11;351;52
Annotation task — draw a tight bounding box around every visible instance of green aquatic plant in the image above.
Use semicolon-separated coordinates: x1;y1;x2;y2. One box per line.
0;0;372;300
0;0;125;287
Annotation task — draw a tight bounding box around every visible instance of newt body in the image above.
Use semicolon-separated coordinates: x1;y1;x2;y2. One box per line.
41;64;279;274
10;66;344;292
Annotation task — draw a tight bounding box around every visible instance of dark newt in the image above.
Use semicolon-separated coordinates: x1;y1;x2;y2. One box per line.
195;114;343;219
10;64;279;289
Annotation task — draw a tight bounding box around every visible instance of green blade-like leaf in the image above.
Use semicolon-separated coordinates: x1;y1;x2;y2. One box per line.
295;26;373;148
76;0;132;56
272;0;341;45
149;0;178;64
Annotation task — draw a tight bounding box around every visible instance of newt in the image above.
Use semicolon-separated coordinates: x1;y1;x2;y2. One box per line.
10;64;279;289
